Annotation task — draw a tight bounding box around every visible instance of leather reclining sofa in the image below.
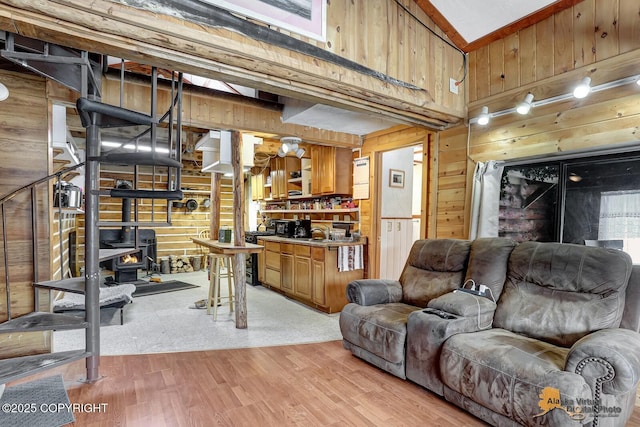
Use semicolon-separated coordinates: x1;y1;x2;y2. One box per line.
339;238;640;426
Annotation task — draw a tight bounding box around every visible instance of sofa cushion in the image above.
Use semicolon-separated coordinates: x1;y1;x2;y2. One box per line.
441;329;592;426
399;239;471;307
494;241;632;347
464;237;517;301
339;302;419;365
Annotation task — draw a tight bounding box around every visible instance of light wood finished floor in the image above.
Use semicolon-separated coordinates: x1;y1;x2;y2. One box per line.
12;341;640;426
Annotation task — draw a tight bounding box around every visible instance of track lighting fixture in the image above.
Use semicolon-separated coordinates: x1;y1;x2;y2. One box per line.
476;106;490;125
516;93;534;115
573;77;591;99
472;73;640;127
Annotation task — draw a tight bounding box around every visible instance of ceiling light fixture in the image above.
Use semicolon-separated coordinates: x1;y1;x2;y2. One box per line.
476;106;490;125
294;147;305;158
573;77;591;99
278;136;302;157
516;93;534;115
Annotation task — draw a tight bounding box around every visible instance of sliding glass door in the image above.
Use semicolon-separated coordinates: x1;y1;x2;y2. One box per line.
498;153;640;263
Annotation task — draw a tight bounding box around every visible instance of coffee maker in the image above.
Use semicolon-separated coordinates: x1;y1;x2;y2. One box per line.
293;219;312;238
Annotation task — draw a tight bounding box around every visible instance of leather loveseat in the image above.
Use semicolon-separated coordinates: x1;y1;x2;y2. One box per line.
339;238;640;427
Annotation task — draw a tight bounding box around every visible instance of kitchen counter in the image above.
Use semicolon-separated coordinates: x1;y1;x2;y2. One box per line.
256;235;366;247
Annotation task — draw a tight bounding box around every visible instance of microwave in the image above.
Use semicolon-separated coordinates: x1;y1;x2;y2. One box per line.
274;220;296;237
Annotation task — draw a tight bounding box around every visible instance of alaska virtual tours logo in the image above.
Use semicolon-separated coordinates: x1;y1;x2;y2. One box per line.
534;387;622;421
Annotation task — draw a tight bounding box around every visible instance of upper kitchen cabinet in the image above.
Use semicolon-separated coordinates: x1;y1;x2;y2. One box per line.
268;156;301;200
311;146;352;196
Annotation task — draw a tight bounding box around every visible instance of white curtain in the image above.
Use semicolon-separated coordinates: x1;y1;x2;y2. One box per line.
469;160;504;239
599;190;640;238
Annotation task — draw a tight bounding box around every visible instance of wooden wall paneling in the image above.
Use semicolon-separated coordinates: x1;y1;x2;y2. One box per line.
573;0;596;68
518;25;537;86
384;1;399;80
474;45;490;100
0;70;51;358
595;0;620;61
618;0;640;53
469;86;640;163
467;50;478;103
502;33;520;92
489;39;505;96
370;1;389;74
535;17;555;81
430;33;445;106
416;10;430;92
435;126;468;239
472;0;640;101
554;8;574;75
426;133;438;239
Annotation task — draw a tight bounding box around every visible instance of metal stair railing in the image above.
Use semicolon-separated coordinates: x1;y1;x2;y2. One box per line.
0;52;184;383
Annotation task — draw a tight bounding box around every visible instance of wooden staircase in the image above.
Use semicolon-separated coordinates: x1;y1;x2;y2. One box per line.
0;33;184;384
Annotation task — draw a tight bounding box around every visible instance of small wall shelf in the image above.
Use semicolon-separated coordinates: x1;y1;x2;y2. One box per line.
261;208;359;214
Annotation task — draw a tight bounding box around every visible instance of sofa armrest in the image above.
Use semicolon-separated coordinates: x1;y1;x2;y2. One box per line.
346;279;402;305
427;291;497;318
566;328;640;395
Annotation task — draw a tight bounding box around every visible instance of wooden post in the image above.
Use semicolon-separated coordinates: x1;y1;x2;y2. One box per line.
210;172;221;237
230;130;247;328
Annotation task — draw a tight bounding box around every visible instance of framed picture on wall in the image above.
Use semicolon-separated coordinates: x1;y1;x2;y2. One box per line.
389;169;405;188
207;0;327;41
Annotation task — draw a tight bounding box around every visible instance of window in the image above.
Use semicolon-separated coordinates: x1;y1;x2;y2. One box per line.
499;153;640;263
598;190;640;263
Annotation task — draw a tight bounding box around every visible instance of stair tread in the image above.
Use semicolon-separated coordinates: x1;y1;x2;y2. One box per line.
109;189;184;200
90;152;182;168
0;350;89;384
0;312;89;333
76;97;155;128
34;277;85;293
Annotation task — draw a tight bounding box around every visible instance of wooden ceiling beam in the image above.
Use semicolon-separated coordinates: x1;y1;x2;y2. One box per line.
0;0;464;130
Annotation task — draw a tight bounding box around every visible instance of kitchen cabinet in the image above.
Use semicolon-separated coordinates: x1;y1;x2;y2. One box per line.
311;247;325;305
257;238;266;284
269;156;300;200
250;170;266;201
256;236;364;313
280;243;294;292
294;244;312;299
311;145;352;196
263;240;281;289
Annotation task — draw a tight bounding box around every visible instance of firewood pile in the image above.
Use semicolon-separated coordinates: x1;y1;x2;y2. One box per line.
169;255;194;274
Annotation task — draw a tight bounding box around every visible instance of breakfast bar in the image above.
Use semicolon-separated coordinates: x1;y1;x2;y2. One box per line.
191;237;263;328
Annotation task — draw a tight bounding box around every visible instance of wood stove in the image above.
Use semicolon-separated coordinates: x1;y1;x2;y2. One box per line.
99;188;157;283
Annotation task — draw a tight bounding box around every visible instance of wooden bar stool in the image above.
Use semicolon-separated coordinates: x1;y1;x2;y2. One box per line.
207;253;235;319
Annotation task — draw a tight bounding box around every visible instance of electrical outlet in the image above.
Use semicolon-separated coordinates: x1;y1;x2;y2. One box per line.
449;78;459;94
